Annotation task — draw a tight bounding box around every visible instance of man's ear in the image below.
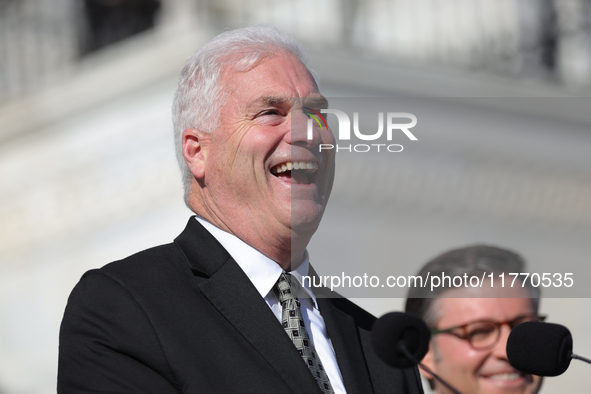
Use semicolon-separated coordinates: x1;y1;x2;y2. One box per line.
182;128;210;179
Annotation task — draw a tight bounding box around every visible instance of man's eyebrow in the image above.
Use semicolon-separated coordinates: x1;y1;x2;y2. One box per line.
303;96;329;109
250;96;291;108
248;95;329;110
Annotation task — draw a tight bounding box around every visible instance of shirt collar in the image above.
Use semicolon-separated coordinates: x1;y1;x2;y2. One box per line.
291;255;316;301
194;216;315;302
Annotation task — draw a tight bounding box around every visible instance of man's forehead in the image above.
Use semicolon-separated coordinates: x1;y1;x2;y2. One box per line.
436;294;534;324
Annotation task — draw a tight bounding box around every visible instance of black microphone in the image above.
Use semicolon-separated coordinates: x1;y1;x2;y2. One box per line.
371;312;430;368
507;321;591;376
371;312;463;394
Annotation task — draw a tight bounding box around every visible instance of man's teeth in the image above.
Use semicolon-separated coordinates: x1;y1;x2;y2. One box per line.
271;161;318;174
488;373;521;381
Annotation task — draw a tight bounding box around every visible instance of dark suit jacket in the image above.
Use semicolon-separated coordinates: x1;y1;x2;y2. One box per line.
58;217;424;393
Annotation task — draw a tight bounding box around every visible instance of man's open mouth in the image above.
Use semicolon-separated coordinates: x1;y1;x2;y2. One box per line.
271;161;318;184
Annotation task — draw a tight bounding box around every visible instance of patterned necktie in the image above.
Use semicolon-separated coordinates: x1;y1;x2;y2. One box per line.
275;273;335;394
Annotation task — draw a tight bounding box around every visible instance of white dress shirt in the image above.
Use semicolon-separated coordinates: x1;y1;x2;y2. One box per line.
195;217;346;394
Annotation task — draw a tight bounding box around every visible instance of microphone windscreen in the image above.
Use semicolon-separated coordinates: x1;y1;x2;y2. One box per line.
371;312;430;368
507;321;573;376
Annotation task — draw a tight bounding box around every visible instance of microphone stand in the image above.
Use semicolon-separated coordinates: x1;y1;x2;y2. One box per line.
399;343;463;394
572;353;591;365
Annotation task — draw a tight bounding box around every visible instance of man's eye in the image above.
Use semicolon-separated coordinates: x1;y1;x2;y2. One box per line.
467;326;496;340
261;109;281;116
256;109;285;125
303;108;325;121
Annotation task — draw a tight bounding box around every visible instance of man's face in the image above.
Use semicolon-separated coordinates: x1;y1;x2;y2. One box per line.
422;289;543;394
194;53;335;260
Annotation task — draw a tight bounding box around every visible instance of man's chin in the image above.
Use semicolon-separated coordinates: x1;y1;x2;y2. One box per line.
290;203;324;233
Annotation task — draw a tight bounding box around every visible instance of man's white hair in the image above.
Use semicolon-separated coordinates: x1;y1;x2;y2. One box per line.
172;26;317;204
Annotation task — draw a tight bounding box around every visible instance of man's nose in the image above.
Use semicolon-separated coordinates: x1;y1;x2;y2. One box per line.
492;324;512;359
288;111;322;147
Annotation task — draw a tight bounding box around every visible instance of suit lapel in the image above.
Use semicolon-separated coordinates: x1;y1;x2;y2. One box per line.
175;218;322;393
308;270;374;394
317;297;375;394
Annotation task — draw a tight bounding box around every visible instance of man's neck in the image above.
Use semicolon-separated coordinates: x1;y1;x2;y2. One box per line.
193;213;308;271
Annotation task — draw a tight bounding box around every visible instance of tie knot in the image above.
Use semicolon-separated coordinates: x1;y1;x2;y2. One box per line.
275;273;297;303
